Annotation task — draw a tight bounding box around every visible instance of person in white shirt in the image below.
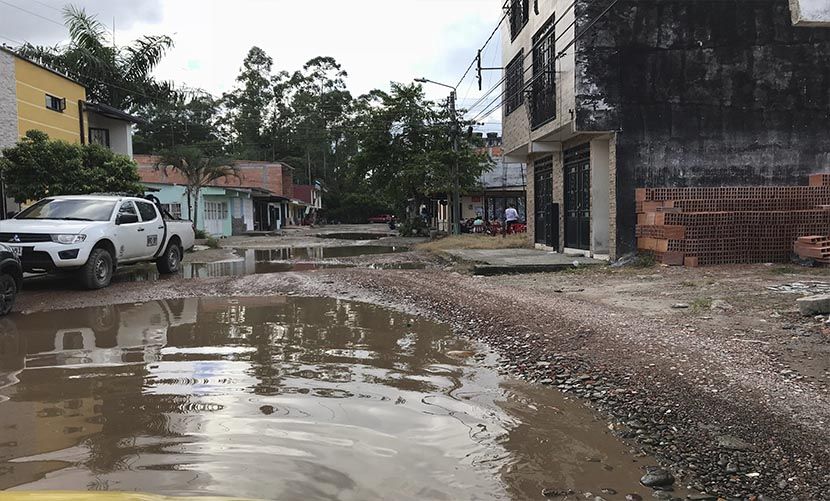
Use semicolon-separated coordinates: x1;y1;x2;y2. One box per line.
503;204;519;237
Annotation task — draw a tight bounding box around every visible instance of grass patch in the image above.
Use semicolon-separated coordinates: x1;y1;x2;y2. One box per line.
691;297;713;312
416;234;532;252
631;253;658;268
205;236;221;249
679;280;698;288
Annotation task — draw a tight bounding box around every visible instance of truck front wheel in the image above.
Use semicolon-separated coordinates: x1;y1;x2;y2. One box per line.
81;248;113;290
156;242;182;275
0;273;17;316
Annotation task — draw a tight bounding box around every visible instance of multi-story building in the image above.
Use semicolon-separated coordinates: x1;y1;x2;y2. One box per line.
0;47;141;217
501;0;830;260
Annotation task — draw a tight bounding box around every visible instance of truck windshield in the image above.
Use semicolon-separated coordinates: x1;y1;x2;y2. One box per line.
15;199;116;221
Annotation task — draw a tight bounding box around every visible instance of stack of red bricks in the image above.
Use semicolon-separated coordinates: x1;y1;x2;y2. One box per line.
793;236;830;264
636;175;830;266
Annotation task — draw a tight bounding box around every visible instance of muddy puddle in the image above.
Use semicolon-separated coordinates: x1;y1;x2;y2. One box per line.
317;232;391;240
0;298;662;500
118;246;412;282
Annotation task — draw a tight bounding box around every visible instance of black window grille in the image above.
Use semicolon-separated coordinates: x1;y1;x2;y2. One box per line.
89;127;110;148
531;14;557;129
509;0;530;41
505;50;524;116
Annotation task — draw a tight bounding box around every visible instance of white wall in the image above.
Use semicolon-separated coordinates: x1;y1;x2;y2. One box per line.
590;138;610;256
790;0;830;26
0;51;18;217
86;113;133;158
243;198;254;232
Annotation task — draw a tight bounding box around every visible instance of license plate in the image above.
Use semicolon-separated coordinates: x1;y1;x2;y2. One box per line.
9;246;22;258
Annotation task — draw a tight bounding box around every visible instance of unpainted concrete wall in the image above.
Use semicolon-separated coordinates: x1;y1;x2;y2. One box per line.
575;0;830;256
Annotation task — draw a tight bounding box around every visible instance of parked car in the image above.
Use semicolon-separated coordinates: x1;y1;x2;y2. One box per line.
368;214;393;224
0;195;195;290
0;243;22;316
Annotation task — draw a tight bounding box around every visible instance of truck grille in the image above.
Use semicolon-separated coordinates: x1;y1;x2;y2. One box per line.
0;233;51;243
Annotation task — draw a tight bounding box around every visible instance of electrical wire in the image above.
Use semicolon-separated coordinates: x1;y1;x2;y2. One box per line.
468;0;618;124
0;0;64;27
465;1;577;119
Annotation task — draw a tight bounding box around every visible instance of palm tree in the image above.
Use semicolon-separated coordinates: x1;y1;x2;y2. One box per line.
17;5;175;110
156;146;240;228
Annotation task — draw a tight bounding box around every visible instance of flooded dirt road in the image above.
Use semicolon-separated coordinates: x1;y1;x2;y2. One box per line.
0;297;659;500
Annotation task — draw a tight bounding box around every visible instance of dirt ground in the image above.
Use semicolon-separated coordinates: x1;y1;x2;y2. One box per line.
10;228;830;500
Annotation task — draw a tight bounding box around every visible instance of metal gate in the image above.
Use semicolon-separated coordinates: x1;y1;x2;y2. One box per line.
564;144;591;250
534;156;555;247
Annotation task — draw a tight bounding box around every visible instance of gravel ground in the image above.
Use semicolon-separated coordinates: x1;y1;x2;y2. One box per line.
12;249;830;500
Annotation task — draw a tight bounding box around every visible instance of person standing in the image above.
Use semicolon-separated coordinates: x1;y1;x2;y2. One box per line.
503;203;519;237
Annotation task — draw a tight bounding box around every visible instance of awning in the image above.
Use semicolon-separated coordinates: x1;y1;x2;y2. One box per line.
83;101;146;124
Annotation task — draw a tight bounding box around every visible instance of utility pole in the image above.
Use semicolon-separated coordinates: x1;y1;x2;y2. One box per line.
415;77;461;235
449;90;460;236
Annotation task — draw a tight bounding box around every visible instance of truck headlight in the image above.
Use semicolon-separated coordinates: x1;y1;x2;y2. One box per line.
52;234;87;244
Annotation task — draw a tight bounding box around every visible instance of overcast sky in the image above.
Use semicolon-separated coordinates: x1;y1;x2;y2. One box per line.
0;0;505;130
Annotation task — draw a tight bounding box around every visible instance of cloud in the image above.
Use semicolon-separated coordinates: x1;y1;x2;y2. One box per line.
0;0;505;128
0;0;163;46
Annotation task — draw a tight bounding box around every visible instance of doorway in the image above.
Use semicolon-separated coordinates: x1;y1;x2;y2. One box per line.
205;200;227;236
564;144;590;250
534;156;554;247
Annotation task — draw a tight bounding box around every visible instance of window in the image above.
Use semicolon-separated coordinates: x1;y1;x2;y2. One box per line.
531;14;557;129
89;128;110;148
15;199;115;221
509;0;530;41
118;201;138;219
161;203;182;219
135;201;158;222
205;201;228;221
45;94;66;112
505;50;524;116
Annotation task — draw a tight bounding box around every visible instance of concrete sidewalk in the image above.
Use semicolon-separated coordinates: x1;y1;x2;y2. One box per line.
443;248;605;275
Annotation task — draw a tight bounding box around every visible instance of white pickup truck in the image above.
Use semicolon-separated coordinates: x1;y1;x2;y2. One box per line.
0;195;195;289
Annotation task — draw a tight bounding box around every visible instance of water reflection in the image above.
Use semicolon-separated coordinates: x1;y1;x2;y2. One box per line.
122;247;410;282
0;298;656;500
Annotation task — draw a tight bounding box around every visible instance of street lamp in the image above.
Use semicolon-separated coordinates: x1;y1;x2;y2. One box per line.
415;77;461;236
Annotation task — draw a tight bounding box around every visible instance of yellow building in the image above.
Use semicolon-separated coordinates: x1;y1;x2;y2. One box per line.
0;47;141;217
3;48;87;144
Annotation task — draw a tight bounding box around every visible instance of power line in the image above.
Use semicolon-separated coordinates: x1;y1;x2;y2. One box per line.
0;0;64;28
455;8;510;89
468;0;619;124
28;0;61;12
465;1;577;119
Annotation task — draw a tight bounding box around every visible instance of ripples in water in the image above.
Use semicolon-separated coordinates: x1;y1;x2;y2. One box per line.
0;297;661;500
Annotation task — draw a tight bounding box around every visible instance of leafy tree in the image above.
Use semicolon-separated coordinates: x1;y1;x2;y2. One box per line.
221;47;278;160
284;57;353;184
17;5;174;110
155;146;239;227
134;92;222;154
344;83;487;217
0;130;142;202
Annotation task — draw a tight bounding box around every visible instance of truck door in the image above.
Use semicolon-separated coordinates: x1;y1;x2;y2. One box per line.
135;200;164;259
115;201;145;261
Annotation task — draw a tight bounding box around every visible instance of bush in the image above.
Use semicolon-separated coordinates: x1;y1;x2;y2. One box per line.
194;229;208;239
205;236;220;249
0;130;143;202
398;217;428;237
